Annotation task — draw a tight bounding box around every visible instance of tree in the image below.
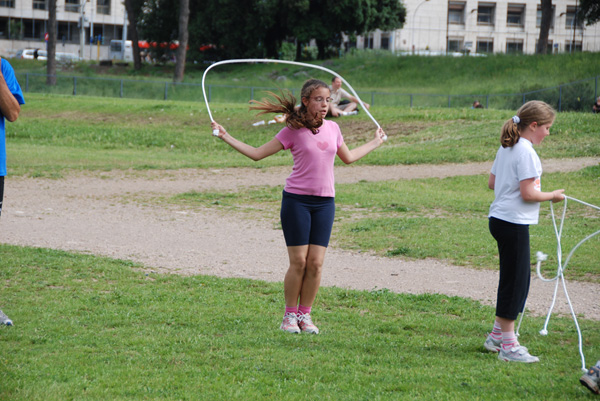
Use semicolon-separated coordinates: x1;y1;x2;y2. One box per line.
46;0;57;86
578;0;600;25
124;0;144;70
536;0;553;54
174;0;189;82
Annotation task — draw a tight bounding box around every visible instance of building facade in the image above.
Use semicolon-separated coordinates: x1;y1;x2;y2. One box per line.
353;0;600;54
0;0;126;60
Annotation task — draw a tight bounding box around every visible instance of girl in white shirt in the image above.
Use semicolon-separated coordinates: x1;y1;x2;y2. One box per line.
484;101;565;363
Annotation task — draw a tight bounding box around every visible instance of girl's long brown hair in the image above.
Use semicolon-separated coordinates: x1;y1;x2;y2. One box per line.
249;79;329;134
500;100;556;148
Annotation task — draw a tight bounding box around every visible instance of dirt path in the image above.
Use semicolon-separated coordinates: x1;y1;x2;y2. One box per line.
1;157;599;321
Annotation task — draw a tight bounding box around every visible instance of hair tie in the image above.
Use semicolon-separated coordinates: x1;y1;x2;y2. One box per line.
512;116;520;124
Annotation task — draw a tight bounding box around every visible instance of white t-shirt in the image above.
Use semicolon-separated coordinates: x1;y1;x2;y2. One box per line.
488;138;542;225
329;86;351;107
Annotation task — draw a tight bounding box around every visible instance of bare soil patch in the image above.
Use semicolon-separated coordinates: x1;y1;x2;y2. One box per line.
1;157;599;321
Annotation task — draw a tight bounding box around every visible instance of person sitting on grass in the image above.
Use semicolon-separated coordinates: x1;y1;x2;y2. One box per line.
328;77;369;117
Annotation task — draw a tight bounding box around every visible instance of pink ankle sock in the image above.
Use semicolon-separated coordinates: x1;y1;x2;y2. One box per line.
298;305;311;316
501;331;518;351
285;306;298;315
490;322;502;341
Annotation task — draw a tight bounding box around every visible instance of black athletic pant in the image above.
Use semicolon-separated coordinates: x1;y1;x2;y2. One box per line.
489;217;531;320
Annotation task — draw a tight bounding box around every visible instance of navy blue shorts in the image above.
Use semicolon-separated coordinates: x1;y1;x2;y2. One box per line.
280;190;335;247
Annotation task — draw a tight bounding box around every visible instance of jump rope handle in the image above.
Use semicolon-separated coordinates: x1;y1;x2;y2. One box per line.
212;129;220;137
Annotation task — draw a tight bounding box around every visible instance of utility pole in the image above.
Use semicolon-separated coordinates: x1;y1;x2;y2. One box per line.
79;0;87;60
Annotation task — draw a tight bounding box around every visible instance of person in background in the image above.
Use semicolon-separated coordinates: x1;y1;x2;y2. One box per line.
328;77;369;117
592;96;600;114
0;57;25;327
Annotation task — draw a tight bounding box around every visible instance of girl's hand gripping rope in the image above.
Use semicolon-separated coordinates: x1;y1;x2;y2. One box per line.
211;121;226;139
375;127;387;143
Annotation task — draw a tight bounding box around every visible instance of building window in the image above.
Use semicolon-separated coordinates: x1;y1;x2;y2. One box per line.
507;4;525;27
97;0;110;15
535;39;554;53
33;0;47;10
477;39;493;53
65;0;79;12
477;3;495;25
506;40;523;53
536;6;555;28
565;6;583;29
448;38;464;52
363;36;374;49
448;2;466;24
565;41;582;52
380;34;390;50
0;0;15;7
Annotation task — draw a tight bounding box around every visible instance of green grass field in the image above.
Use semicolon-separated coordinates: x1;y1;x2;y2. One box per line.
1;54;600;399
1;244;599;400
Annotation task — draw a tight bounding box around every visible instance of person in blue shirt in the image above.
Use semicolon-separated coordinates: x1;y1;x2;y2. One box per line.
0;57;25;326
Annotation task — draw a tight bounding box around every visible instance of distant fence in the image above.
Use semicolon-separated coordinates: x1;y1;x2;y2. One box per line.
17;73;600;112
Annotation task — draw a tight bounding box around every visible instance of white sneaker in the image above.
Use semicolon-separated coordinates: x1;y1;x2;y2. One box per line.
498;345;539;363
297;313;319;334
0;309;13;326
483;334;501;352
279;313;300;334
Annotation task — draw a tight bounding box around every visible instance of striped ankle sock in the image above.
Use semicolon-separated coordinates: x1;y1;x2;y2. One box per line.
490;322;502;341
501;331;519;351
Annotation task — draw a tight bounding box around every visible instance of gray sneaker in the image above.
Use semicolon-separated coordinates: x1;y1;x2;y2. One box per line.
484;334;501;352
0;309;13;326
580;361;600;394
498;345;539;363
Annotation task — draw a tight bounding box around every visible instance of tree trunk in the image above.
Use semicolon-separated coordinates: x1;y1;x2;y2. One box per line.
46;0;57;85
124;0;142;70
536;0;553;54
173;0;189;83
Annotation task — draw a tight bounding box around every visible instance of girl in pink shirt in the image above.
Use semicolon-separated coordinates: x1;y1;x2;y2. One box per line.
211;78;386;334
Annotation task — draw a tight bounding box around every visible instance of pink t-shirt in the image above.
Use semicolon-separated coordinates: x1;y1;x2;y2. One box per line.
275;119;344;197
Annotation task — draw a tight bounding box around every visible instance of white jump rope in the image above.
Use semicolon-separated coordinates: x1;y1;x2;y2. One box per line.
516;195;600;372
201;59;386;141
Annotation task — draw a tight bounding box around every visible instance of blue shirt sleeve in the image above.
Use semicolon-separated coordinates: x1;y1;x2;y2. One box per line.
1;59;25;106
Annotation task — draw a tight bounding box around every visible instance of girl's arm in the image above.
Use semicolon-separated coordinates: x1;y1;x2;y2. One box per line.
520;178;565;203
211;122;283;161
336;127;386;165
488;173;495;190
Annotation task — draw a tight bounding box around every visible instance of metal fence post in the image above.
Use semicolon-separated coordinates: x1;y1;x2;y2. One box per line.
120;80;124;98
410;94;413;108
73;77;77;95
25;73;29;92
251;87;254;100
522;93;525;105
486;95;489;108
448;95;451;108
558;85;562;112
208;85;212;102
371;91;374;106
164;83;168;100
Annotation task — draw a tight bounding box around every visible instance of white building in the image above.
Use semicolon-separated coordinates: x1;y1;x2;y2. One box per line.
352;0;600;54
0;0;127;60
